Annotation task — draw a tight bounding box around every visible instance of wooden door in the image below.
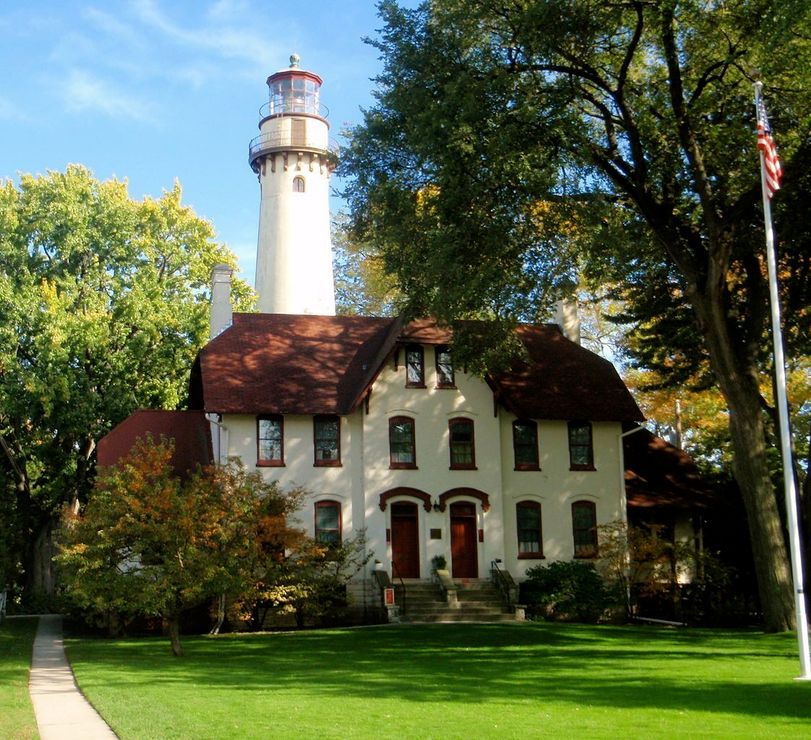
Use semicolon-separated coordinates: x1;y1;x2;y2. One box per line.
391;502;420;578
450;502;478;578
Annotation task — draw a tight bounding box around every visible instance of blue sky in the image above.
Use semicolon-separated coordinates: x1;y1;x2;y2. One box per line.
0;0;407;284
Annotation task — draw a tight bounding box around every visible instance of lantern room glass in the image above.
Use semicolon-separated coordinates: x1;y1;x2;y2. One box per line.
268;75;320;115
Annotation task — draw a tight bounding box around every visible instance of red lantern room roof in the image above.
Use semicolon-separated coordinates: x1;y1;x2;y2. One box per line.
261;53;326;120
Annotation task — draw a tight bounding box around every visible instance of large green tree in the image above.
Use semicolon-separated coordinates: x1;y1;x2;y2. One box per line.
0;165;252;604
342;0;811;630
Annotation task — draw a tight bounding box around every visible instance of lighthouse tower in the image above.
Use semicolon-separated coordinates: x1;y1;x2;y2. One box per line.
249;54;336;315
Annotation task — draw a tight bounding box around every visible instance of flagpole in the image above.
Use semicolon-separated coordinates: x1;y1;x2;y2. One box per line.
754;81;811;680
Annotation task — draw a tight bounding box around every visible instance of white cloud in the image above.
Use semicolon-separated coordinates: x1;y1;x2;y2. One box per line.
129;0;279;74
63;69;157;122
82;6;147;51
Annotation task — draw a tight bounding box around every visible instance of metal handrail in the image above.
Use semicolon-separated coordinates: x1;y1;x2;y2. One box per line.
391;561;407;615
248;132;340;171
259;100;329;120
491;559;517;609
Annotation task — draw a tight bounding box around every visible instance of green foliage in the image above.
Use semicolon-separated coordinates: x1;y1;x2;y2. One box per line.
58;438;302;655
257;531;373;628
520;560;610;623
343;0;811;631
333;215;401;316
0;165;252;603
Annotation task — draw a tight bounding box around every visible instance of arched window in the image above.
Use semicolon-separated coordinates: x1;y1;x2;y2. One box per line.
292;176;305;192
512;420;539;470
572;500;598;558
315;500;341;546
448;417;476;469
389;416;417;469
516;501;543;558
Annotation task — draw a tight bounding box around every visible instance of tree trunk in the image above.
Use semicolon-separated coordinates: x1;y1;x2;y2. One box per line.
167;616;184;657
24;519;56;604
209;593;226;635
696;295;795;631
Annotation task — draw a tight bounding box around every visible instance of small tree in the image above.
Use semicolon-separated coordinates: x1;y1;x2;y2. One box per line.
59;437;302;656
598;521;680;619
258;531;373;628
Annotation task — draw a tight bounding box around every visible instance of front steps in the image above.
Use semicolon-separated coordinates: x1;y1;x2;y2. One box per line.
398;579;518;623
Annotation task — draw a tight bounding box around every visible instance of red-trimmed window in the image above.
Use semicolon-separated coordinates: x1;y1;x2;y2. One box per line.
389;416;417;469
313;415;341;466
315;500;342;546
516;501;543;558
257;415;284;466
449;418;476;469
405;344;425;387
572;500;598;558
513;420;539;470
435;345;455;388
568;421;594;470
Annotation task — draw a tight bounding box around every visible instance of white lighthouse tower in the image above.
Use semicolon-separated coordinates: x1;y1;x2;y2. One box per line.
249;54;336;315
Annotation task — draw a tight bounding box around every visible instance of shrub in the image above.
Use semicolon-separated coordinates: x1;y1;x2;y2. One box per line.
520;560;609;623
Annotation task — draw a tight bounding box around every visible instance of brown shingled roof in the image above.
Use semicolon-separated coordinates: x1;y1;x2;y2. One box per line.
192;313;397;415
190;313;643;422
624;428;714;509
97;410;212;474
490;324;644;422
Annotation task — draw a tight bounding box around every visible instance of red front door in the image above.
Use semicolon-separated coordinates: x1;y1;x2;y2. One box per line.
391;502;420;578
450;502;478;578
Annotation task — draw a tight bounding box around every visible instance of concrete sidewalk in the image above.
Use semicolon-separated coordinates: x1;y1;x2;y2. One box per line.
29;614;118;740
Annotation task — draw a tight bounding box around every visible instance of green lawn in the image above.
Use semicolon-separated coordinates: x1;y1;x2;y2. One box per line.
66;622;811;739
0;617;39;739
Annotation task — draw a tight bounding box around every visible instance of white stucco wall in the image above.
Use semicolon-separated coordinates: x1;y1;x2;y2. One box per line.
219;344;626;587
254;114;335;315
500;416;625;579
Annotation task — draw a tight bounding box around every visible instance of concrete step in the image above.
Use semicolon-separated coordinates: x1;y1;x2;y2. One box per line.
395;577;518;624
405;611;518;624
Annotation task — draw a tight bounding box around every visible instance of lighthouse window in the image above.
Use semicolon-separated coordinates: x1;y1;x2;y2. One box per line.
293;176;305;193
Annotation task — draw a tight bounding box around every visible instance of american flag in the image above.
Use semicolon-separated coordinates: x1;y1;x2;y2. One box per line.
756;91;782;198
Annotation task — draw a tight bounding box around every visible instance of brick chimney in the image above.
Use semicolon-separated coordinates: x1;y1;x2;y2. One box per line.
555;298;581;345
